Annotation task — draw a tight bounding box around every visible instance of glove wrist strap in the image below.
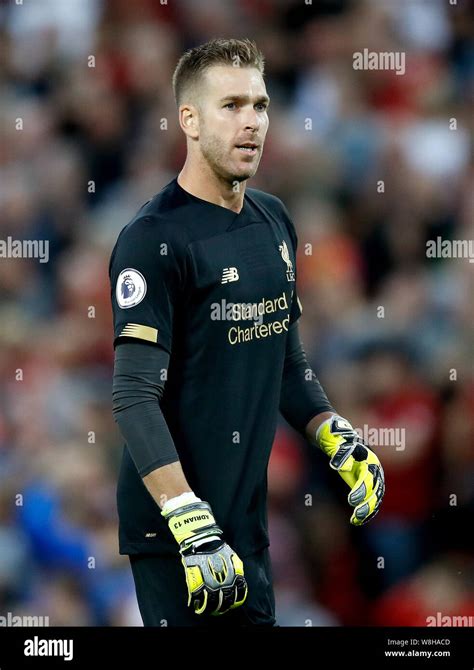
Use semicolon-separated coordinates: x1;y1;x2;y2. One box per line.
315;415;336;444
161;491;201;515
162;498;223;548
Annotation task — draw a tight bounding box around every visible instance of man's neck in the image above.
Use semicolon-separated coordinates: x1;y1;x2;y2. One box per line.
178;158;246;214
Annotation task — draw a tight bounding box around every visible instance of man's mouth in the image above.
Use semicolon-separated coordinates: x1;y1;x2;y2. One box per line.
235;142;259;155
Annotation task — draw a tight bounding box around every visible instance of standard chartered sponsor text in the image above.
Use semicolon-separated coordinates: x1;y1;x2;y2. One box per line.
228;316;289;344
210;290;291;345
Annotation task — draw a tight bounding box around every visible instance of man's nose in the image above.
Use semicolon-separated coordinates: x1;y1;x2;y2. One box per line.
242;106;260;132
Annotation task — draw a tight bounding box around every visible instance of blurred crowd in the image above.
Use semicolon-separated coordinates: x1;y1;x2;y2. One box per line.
0;0;472;626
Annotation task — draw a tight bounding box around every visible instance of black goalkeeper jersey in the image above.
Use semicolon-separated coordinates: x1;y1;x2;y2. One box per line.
109;177;302;556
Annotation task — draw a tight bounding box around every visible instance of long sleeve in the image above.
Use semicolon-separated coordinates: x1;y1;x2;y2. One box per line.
112;342;179;477
279;323;335;434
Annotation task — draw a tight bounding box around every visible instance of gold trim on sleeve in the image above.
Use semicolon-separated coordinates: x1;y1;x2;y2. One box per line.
119;323;158;343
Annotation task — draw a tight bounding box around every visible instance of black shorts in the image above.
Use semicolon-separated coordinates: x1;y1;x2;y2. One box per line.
129;546;276;627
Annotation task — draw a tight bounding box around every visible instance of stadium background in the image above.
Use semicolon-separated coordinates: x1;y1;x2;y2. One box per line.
0;0;472;626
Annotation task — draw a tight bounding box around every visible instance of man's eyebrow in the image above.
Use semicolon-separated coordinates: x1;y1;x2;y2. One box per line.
219;94;270;104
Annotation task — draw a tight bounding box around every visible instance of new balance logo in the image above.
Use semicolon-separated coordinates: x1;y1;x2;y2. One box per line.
221;267;239;284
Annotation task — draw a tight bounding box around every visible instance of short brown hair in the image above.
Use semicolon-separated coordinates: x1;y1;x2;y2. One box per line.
172;38;265;106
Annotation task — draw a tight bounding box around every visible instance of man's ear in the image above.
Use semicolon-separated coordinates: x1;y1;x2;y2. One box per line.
179;104;199;140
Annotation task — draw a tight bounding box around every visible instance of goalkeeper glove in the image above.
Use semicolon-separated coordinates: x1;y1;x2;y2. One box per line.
161;492;248;615
316;415;385;526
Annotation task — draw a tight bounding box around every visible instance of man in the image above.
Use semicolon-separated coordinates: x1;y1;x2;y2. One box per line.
110;38;385;627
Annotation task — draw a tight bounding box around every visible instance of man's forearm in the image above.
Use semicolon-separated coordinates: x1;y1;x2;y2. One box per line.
280;324;334;434
143;461;193;509
113;342;194;509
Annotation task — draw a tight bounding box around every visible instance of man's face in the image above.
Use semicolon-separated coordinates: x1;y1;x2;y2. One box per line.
195;65;270;183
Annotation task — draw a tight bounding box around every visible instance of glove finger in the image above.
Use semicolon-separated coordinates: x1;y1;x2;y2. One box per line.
351;494;382;525
194;586;222;615
182;560;205;607
347;462;370;507
348;459;384;507
350;475;385;525
329;440;356;472
350;493;376;525
351;501;381;526
211;574;248;616
211;585;237;616
230;575;248;610
365;474;385;524
212;593;233;616
193;587;209;615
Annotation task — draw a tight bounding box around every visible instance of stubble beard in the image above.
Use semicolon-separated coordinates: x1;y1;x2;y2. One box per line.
199;129;258;185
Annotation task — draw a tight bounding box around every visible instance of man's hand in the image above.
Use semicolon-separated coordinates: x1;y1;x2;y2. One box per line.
316;415;385;526
161;494;247;615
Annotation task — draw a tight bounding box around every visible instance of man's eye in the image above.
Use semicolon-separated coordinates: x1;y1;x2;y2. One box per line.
255;103;267;111
224;102;236;110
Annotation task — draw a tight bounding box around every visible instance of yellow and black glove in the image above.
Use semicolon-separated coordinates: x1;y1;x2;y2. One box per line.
316;415;385;526
161;493;247;615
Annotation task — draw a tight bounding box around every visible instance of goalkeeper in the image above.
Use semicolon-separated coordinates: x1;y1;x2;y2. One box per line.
110;39;385;627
